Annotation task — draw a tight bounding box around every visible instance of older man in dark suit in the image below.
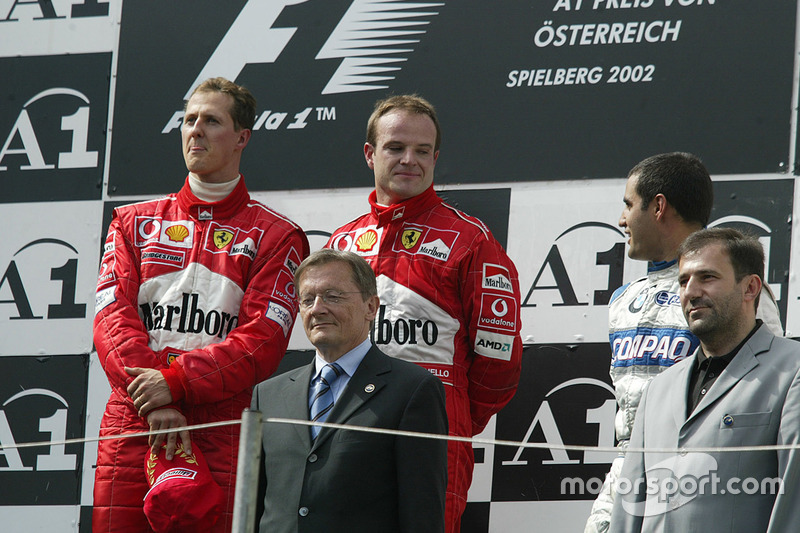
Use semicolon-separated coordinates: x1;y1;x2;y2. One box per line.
251;248;448;533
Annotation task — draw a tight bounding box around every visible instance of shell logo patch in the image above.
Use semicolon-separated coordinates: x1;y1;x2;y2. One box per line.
356;229;379;252
134;218;194;248
164;224;189;243
330;226;382;256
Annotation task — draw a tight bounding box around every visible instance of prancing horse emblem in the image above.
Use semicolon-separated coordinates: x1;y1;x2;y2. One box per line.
401;229;422;250
214;230;234;249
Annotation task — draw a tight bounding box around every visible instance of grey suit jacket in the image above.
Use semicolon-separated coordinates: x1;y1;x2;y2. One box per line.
609;325;800;533
251;344;448;533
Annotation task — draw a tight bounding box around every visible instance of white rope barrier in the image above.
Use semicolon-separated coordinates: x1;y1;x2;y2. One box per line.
264;418;800;454
3;415;799;455
0;419;241;450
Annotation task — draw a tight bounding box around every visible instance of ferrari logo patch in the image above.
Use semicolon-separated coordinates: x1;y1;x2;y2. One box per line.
213;230;234;249
401;229;422;250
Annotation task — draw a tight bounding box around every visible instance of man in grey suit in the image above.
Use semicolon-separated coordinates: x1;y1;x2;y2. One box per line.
609;227;800;532
251;248;448;533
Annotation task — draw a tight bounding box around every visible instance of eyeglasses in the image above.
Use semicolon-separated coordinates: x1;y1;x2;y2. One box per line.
298;290;364;310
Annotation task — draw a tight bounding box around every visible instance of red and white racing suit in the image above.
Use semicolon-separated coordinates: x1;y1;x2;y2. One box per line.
327;186;522;532
92;177;308;532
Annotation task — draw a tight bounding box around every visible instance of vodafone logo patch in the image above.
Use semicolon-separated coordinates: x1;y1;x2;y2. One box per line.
478;293;517;332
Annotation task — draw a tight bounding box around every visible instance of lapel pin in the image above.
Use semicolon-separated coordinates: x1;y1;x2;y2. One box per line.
365;384;375;393
723;414;733;426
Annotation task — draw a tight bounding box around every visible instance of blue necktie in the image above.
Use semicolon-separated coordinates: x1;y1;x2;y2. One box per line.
309;363;343;439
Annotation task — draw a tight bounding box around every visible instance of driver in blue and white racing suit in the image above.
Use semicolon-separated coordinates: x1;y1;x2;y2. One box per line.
585;153;783;533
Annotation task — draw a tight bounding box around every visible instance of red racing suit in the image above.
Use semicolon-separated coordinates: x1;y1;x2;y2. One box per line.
327;186;522;532
92;177;308;532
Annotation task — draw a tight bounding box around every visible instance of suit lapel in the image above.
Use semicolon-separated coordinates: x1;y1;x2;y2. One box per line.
311;346;390;450
685;325;772;424
283;363;315;448
671;356;695;430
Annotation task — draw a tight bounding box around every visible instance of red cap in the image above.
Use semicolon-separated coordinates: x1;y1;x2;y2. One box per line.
143;443;224;532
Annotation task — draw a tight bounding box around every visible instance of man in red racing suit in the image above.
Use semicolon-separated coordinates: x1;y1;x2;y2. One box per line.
327;95;522;532
92;78;309;532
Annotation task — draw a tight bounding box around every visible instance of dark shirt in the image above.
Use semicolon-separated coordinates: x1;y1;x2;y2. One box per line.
687;320;762;417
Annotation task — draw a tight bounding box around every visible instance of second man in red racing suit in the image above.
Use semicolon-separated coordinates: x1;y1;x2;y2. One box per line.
327;94;521;532
329;186;522;531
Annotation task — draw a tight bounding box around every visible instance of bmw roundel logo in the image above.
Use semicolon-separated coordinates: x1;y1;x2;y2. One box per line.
629;288;649;313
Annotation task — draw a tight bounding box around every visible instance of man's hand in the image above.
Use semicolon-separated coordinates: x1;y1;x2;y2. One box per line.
146;408;191;460
126;367;173;416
